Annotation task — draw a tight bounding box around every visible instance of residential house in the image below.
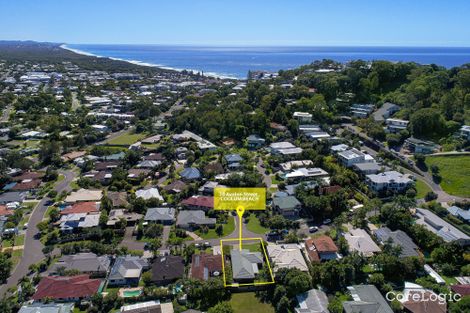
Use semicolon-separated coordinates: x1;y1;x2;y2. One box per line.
199;181;226;196
293;112;313;123
366;171;413;193
162;180;187;194
460;125;470;141
128;169;151;180
373;102;400;121
267;244;309;272
247;135;266;149
107;209;142;226
176;210;216;230
447;205;470;223
279;160;314;172
295;289;329;313
191;253;223;281
231;249;264;282
180;167;201;181
137;160;161;169
120;301;174;313
60;202;100;216
272;196;301;218
337;148;374;168
150;255;185;285
65;189;102;203
404;137;440;154
181;196;214;211
350;104;374;118
269;142;303;156
144;207;175;225
353;162;382;176
19;303;74;313
225;154;243;170
343;285;393;313
108;256;149;287
385;118;409;133
107;191;129;208
400;282;447;313
0;191;27;205
49;253;110;277
330;144;349;154
415;208;470;245
284;167;329;183
135;187;164;201
374;227;420;258
344;228;381;256
58;212;100;233
32;275;102;302
304;236;339;263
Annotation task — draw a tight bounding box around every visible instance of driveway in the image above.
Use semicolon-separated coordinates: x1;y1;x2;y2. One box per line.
256;157;272;188
119;226;145;251
0;170;76;297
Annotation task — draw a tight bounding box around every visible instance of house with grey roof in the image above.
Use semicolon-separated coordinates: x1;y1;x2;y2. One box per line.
353;162;382;175
343;285;393;313
344;228;381;257
50;253;110;277
108;256;149;286
231;249;264;282
0;191;27;204
19;303;74;313
366;171;413;193
373;102;400;121
447;206;470;223
374;227;420;258
176;210;216;230
247;134;265;149
225;154;243;170
295;288;329;313
144;207;175;225
272;196;301;218
135;187;163;201
180;167;201;181
415;208;470;246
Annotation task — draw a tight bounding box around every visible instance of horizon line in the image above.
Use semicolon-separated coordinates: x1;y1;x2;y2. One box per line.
2;39;470;48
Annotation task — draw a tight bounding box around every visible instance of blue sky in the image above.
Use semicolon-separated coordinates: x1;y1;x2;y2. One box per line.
1;0;469;46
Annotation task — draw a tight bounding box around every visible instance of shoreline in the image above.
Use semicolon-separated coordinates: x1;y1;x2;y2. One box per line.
60;44;240;80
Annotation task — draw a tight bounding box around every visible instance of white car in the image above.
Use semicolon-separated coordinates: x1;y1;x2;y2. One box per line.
309;226;319;233
323;219;332;225
23;223;28;229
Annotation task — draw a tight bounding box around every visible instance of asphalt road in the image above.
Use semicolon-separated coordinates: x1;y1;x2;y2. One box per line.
0;170;76;297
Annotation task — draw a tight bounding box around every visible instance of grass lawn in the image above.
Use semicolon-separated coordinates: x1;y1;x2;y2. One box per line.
415;179;432;199
270;175;282;185
425;155;470;197
14;234;25;246
106;131;147;146
230;292;274;313
246;214;269;234
196;216;236;239
11;249;23;267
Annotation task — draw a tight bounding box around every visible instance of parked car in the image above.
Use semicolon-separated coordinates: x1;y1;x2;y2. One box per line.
323;219;332;225
309;226;319;233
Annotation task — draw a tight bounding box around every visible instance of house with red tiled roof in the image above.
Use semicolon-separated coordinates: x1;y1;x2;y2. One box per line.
181;196;214;211
0;205;14;217
451;284;470;297
304;236;339;263
191;253;223;281
60;202;100;215
32;275;102;301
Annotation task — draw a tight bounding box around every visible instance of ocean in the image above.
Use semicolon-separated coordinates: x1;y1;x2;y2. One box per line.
64;44;470;79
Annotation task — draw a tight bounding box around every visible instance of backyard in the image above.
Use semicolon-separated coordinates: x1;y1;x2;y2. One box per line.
246;214;269;234
425;155;470;197
196;216;235;239
106;131;147;146
230;292;274;313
